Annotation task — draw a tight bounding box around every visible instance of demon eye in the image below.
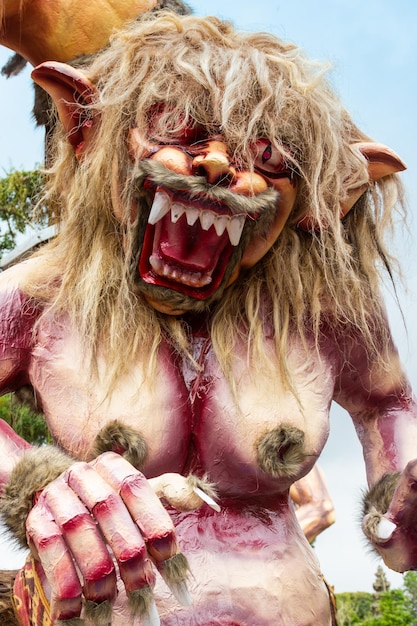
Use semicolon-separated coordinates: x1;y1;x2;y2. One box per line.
251;138;293;179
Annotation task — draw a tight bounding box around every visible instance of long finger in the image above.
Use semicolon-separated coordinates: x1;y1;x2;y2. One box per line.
92;452;191;605
67;461;159;622
26;499;83;622
43;476;117;610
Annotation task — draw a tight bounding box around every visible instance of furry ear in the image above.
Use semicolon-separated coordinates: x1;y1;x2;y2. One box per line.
31;61;99;158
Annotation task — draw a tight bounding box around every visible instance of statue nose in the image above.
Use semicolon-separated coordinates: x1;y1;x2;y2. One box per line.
192;141;236;184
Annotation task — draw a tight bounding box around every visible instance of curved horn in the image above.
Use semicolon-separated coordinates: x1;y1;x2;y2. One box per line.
0;0;158;66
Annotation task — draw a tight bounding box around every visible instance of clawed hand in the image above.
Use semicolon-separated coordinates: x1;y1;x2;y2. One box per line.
362;459;417;573
26;451;219;624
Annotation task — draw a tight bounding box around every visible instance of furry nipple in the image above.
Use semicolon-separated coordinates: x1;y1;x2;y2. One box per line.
90;419;149;469
255;425;306;478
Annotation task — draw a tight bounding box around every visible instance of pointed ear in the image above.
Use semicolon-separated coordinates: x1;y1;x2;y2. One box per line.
297;142;407;231
353;141;406;181
31;61;100;158
338;142;407;218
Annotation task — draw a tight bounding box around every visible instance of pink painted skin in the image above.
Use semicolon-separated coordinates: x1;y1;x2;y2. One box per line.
26;503;84;621
0;122;416;624
1;264;417;624
92;453;180;564
0;418;31;494
67;459;156;592
37;476;117;608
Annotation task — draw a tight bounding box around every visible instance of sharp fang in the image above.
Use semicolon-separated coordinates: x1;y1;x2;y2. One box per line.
185;207;199;226
226;215;246;246
171;203;185;224
214;215;228;237
200;211;215;231
148;191;171;225
148;192;245;246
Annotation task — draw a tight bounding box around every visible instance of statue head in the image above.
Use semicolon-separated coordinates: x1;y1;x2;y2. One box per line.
30;11;404;316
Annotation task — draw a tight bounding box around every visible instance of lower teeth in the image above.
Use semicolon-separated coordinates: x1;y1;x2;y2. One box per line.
149;256;212;287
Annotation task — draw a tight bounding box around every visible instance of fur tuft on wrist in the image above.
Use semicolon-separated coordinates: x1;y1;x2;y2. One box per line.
0;446;72;548
361;472;400;544
362;472;400;517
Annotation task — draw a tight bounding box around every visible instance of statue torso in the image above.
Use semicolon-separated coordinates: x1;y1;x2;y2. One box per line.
1;265;335;624
29;309;335;499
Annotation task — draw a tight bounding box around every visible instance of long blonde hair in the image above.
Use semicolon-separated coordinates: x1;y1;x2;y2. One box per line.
26;11;405;389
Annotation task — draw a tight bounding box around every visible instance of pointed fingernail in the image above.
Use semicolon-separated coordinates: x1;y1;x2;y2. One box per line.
168;580;192;607
376;518;396;540
141;599;161;626
193;486;221;512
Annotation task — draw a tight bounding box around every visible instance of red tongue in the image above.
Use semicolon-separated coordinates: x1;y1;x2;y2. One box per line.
139;213;234;299
154;213;229;273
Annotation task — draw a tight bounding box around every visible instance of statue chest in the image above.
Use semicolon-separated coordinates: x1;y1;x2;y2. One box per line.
29;321;335;497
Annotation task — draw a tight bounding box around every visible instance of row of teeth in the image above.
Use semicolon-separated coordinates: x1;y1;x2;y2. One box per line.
148;191;246;246
149;255;212;287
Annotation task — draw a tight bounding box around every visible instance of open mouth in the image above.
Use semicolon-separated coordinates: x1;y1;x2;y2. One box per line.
138;186;249;300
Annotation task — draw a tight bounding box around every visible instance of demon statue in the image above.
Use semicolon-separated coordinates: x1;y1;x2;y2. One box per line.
0;3;416;626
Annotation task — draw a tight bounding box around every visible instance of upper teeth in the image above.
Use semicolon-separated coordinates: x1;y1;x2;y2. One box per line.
148;191;246;246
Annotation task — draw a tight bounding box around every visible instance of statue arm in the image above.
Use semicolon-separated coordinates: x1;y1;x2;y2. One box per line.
0;275;35;396
334;324;417;572
0;266;39;493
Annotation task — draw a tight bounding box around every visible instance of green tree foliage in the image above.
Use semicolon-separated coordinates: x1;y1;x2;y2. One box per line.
0;392;50;445
0;168;45;256
403;571;417;624
366;589;413;626
336;570;416;626
336;591;374;624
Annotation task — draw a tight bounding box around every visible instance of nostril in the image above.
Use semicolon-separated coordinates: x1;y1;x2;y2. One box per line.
193;164;207;178
192;148;234;182
192;162;237;186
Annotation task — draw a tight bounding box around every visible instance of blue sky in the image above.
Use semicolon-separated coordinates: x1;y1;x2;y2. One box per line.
0;0;416;593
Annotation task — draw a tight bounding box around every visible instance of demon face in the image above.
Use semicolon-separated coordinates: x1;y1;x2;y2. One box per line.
126;117;298;313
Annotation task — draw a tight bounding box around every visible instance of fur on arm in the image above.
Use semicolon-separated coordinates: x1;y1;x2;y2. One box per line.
1;421;151;548
0;446;72;548
361;472;400;544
